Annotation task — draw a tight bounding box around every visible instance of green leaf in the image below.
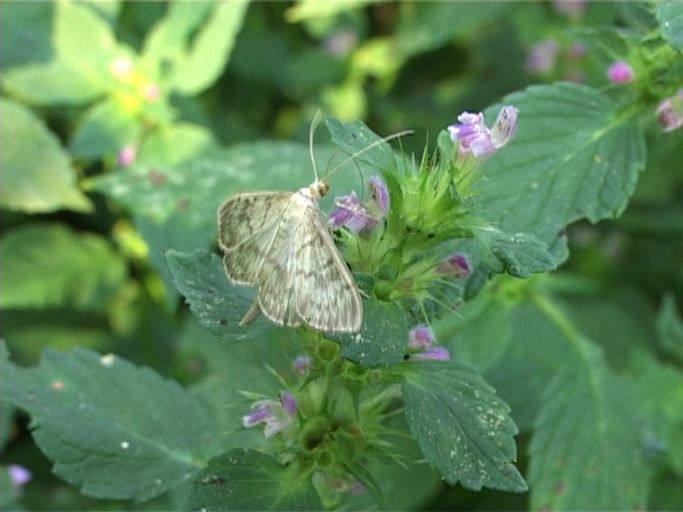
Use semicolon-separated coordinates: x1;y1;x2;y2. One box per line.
0;465;21;508
478;227;557;278
0;2;54;70
1;2;117;105
656;294;683;363
477;83;646;244
401;361;527;492
166;250;279;342
171;1;250;94
69;99;140;159
657;1;683;50
185;449;322;511
528;345;651;510
0;223;126;310
328;299;409;367
0;99;91;213
89;141;352;231
325;117;405;172
138;123;215;166
0;342;221;501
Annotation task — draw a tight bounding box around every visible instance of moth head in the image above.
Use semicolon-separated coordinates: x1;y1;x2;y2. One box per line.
310;180;330;198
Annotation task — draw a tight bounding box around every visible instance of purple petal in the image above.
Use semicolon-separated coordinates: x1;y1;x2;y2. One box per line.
280;391;297;416
438;253;472;277
242;403;272;427
409;325;435;350
525;39;559;74
490;106;519;150
656;90;683;133
412;346;451;361
9;465;32;486
368;175;390;216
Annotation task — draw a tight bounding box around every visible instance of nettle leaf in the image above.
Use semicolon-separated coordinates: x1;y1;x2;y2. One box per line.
657;1;683;50
0;342;221;501
185;449;322;511
166;250;279;342
656;294;683;363
401;361;527;492
477;227;557;278
1;2;117;105
328;299;409;367
0;99;91;213
89;141;347;231
477;82;646;244
0;2;54;70
0;223;125;310
325;117;405;171
69;99;140;159
171;0;249;94
529;344;650;510
138;123;215;167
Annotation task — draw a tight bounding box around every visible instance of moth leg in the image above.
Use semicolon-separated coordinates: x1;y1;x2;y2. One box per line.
239;299;262;326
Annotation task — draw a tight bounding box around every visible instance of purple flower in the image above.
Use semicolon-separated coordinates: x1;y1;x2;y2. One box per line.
553;0;587;17
367;175;390;216
526;39;559;74
117;144;137;167
242;392;297;438
607;61;635;84
437;253;472;277
9;465;32;487
329;192;377;233
293;354;313;375
411;346;451;361
448;106;518;158
656;90;683;133
409;325;435;350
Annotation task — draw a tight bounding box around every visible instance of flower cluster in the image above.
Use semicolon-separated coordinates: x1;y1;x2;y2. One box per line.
407;325;450;361
329;175;390;233
448;106;519;158
242;391;298;438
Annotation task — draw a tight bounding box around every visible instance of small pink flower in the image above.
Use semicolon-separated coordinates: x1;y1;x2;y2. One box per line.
9;465;32;487
526;39;559;74
448;106;518;158
329;192;377;233
437;253;472;277
607;61;635;84
242;391;297;438
293;354;313;375
411;346;451;361
409;325;435;350
117;144;137;167
143;83;160;102
110;56;133;81
656;90;683;133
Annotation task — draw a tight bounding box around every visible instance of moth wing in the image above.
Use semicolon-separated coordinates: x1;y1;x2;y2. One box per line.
217;192;291;251
219;192;291;286
293;206;362;333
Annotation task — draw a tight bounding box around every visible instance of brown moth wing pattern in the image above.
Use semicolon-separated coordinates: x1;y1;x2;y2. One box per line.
218;192;291;286
293;206;363;332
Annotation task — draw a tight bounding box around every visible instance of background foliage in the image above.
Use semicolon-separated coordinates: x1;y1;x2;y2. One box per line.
1;1;682;511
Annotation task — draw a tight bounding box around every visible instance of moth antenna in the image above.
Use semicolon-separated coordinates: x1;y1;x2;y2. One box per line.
309;109;323;182
323;129;414;181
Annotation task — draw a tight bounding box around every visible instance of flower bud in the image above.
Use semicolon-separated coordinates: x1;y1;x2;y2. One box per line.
293;354;313;375
117;144;137;167
656;90;683;133
409;325;435;350
607;61;635;84
367;175;390;217
526;39;559;74
437;253;472;278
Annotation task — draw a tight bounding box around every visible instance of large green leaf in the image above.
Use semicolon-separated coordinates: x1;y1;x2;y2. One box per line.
0;342;221;501
657;1;683;50
477;83;646;244
89;141;348;232
185;449;322;511
171;1;250;94
477;228;556;277
328;298;409;367
401;361;527;492
69;99;140;159
0;99;91;213
0;2;54;70
0;224;126;310
1;2;117;105
166;250;279;342
528;345;651;510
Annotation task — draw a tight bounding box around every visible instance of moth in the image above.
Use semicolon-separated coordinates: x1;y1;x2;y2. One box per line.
217;115;411;333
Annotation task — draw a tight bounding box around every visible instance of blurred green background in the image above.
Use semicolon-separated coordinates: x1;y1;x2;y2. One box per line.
1;1;682;510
